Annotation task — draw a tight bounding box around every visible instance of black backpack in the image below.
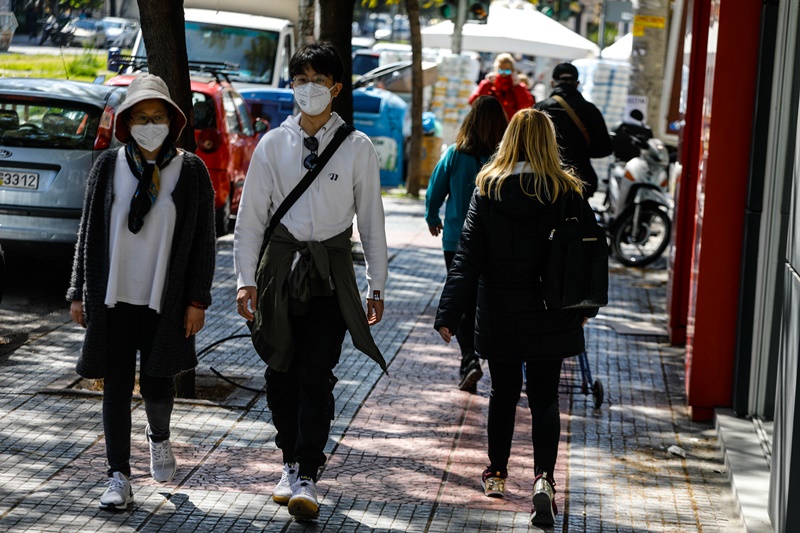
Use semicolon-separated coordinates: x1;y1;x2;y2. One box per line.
540;193;609;310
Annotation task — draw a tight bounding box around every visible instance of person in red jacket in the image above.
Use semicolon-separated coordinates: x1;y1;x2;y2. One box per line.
469;53;534;119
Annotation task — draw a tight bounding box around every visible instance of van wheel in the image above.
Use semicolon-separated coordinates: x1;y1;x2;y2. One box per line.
215;194;231;237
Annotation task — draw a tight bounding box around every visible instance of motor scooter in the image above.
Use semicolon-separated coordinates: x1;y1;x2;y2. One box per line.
598;136;673;267
39;15;75;47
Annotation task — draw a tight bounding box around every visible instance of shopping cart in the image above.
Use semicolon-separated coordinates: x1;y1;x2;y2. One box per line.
561;351;604;408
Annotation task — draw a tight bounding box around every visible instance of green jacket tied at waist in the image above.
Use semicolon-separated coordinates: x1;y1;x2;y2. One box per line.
252;223;387;373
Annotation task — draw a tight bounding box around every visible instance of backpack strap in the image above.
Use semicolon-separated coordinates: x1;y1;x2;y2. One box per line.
552;94;591;148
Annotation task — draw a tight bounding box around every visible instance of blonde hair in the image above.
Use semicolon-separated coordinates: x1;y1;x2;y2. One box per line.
475;108;584;202
494;53;515;70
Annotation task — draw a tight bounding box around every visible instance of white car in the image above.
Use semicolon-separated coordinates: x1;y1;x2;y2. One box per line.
70;18;106;48
101;17;138;48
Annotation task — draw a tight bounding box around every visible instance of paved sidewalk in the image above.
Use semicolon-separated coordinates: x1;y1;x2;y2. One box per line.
0;196;744;532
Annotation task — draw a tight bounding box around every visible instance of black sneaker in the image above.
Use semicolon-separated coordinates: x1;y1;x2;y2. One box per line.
458;358;482;391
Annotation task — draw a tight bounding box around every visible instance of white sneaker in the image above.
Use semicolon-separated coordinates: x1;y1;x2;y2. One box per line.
99;472;134;511
272;462;298;504
146;424;177;483
288;476;320;519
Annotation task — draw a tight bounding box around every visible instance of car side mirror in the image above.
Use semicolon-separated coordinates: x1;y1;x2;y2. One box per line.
254;118;269;134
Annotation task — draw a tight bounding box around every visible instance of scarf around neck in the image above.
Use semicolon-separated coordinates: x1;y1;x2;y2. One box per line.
124;141;178;234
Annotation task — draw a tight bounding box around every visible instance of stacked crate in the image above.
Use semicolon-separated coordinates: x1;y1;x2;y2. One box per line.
429;54;481;145
572;58;632;186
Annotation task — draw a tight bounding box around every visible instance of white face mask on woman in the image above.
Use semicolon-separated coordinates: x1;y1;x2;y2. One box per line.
293;82;332;116
130;124;170;153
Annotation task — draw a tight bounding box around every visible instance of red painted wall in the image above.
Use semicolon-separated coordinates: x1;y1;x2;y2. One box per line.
684;0;761;421
668;0;708;347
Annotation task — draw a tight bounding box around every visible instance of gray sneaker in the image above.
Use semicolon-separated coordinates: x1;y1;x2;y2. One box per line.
99;471;134;511
272;462;298;504
288;476;320;519
146;424;177;483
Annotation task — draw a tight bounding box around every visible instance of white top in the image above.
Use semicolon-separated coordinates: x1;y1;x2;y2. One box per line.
234;112;388;296
105;147;183;312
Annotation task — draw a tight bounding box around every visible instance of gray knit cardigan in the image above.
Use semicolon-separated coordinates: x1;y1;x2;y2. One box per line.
66;149;216;379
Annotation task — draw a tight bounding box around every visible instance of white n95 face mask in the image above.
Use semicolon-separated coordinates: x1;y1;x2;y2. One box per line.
130;124;170;152
293;83;332;116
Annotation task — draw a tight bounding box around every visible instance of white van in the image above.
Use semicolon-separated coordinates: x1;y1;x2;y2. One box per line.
130;8;295;89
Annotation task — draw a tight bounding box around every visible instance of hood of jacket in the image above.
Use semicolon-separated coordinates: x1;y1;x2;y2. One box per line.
279;111;345;146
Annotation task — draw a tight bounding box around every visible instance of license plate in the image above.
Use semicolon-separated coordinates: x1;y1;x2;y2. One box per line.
0;170;40;190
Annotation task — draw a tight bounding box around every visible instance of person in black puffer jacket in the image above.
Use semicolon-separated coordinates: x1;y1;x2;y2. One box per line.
434;108;598;527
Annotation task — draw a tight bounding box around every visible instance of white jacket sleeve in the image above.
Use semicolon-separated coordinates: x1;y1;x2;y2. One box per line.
233;141;274;289
352;135;388;297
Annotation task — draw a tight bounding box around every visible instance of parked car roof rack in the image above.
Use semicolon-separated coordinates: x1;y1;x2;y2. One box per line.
108;54;240;84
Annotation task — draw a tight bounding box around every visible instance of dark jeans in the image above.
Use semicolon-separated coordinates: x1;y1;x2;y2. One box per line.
265;295;347;481
487;357;563;477
103;303;175;477
443;250;477;367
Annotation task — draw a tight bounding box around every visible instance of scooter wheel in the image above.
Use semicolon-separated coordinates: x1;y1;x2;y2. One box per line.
611;204;671;267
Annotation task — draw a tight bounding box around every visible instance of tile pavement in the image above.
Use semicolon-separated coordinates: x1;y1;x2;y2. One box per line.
0;196;745;532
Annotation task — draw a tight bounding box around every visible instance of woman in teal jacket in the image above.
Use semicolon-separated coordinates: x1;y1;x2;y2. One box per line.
425;95;508;392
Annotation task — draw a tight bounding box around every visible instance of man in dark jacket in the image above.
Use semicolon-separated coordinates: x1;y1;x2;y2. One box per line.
535;63;613;197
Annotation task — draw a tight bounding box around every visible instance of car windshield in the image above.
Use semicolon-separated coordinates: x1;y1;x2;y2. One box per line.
74;20;98;30
137;22;279;84
0;99;100;150
104;21;123;29
353;54;380;76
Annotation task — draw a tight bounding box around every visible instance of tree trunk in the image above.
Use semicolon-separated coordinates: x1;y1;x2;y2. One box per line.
628;0;670;135
137;0;196;398
405;0;424;198
136;0;196;153
318;0;356;125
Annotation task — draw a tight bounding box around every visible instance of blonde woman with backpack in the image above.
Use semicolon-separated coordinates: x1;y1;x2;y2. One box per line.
434;108;598;527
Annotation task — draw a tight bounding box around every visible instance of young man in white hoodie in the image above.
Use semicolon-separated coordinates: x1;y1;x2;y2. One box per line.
233;42;388;520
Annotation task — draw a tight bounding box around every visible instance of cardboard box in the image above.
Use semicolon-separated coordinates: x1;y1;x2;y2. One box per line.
420;136;444;188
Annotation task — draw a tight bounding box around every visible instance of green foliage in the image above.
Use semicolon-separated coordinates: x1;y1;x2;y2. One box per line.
586;23;618;46
61;0;104;11
0;51;112;82
67;52;105;78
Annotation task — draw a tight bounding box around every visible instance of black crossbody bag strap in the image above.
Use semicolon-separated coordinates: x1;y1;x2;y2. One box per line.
258;123;355;256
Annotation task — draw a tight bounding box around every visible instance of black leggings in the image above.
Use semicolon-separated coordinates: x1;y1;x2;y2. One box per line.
103;303;175;478
443;250;477;361
487;357;563;477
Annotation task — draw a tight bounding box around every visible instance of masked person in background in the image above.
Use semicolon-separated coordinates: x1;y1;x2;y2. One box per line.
67;74;216;511
469;53;534;119
233;42;388;521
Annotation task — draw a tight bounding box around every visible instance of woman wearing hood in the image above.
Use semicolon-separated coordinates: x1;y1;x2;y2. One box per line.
469;53;534;119
67;74;216;511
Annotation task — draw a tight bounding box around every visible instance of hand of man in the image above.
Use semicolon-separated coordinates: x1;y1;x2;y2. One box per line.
184;306;205;338
428;223;443;237
366;298;384;325
438;326;453;343
237;286;257;321
70;300;86;328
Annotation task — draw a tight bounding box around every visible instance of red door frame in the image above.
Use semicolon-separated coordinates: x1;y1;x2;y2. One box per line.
672;0;762;421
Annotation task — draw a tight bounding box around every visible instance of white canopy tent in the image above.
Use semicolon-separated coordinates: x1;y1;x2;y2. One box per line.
421;0;599;60
601;33;632;60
